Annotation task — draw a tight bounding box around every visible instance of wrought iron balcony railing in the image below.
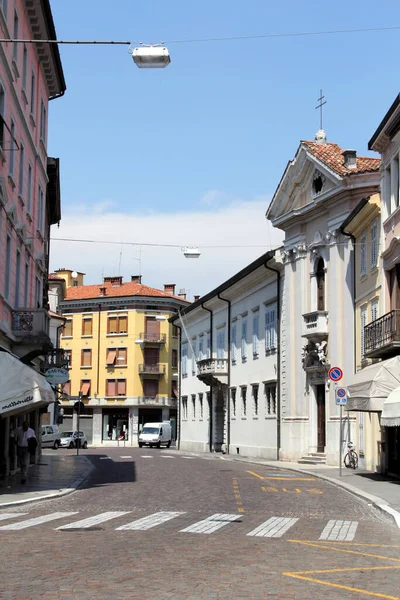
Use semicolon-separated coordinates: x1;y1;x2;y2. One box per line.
138;332;167;344
138;363;166;375
364;310;400;358
137;396;176;407
12;308;50;342
43;347;70;369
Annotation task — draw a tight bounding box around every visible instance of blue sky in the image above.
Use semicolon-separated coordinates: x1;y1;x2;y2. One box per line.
48;0;399;296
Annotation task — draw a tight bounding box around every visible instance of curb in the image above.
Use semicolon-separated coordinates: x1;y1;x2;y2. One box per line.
0;456;94;508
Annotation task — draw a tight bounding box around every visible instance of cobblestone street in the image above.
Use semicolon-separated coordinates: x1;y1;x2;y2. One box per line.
2;448;400;599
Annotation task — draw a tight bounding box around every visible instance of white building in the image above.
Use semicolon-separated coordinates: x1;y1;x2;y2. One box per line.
266;130;380;465
172;250;282;459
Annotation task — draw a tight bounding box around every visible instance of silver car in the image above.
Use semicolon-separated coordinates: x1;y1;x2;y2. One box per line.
59;430;88;449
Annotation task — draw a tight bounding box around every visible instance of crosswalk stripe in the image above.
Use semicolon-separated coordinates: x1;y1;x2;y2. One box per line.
0;512;78;530
319;519;359;541
57;511;130;530
247;517;298;538
120;456;132;459
140;456;153;458
180;513;241;534
99;457;111;460
116;511;185;531
161;456;175;459
182;457;196;460
0;513;28;522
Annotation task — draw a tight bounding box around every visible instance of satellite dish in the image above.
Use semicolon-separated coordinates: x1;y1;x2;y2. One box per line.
71;271;78;278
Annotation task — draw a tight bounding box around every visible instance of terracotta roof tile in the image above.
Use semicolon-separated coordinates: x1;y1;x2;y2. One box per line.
64;281;190;303
301;141;380;176
48;274;64;281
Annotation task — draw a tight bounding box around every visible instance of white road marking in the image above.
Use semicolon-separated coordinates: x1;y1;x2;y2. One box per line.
182;456;196;460
99;457;111;460
180;513;241;534
57;511;130;530
0;513;28;522
0;512;78;530
140;456;153;458
247;517;299;538
161;456;175;459
116;511;185;531
120;456;132;459
319;520;359;541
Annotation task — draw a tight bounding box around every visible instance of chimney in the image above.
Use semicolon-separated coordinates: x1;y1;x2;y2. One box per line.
131;275;142;284
103;276;123;286
99;286;107;297
193;295;200;302
342;150;357;169
164;284;176;295
178;292;187;300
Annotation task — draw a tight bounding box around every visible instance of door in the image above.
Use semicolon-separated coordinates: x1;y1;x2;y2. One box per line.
143;379;159;398
146;317;160;341
144;347;159;365
316;384;326;453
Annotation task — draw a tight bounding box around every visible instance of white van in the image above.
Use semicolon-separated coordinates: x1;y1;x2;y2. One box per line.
138;422;172;448
41;424;61;449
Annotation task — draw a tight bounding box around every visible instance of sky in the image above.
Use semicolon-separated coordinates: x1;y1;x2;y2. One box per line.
48;0;400;298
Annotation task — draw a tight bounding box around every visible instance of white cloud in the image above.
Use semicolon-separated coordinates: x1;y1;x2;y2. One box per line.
50;194;283;299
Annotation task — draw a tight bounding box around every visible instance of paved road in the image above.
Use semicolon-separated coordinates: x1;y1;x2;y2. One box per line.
2;447;400;599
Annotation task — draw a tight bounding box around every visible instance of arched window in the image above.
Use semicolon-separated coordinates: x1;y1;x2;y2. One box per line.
316;257;325;311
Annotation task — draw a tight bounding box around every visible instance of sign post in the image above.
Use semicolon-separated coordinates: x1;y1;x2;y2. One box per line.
328;367;345;476
73;393;84;456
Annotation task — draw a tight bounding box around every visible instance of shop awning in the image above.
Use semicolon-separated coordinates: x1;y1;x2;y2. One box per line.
347;356;400;412
0;352;55;418
382;385;400;427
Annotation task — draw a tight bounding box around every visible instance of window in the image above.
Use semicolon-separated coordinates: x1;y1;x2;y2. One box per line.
64;349;72;368
231;388;236;418
23;261;29;306
217;328;225;359
241;318;247;360
199;393;203;419
107;315;127;334
9;118;15;176
22;45;27;90
252;384;259;416
34;276;41;308
371;220;378;269
265;304;277;351
14;249;21;307
62;319;73;337
82;317;93;336
198;336;204;360
360;231;367;277
265;383;277;415
191;394;196;419
39;100;46;142
182;396;188;420
81;349;92;367
30;71;35;115
13;11;18;62
106;379;126;397
206;332;211;358
27;163;32;214
371;299;379;323
360;306;367;359
172;349;178;368
182;344;188;378
5;234;11;298
143;379;158;397
80;380;91;397
172;325;179;337
231;323;237;363
241;387;247;417
316;257;325;310
206;392;211;420
115;347;127;366
252;312;259;357
37;185;44;234
18;142;24;196
192;339;197;374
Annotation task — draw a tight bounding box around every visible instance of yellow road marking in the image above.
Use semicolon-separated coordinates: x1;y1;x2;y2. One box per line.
238;508;245;513
287;566;400;575
264;476;316;481
314;542;400;549
288;540;400;563
283;572;400;600
247;470;264;480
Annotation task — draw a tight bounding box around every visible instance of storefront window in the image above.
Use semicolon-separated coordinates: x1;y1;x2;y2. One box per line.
102;409;129;441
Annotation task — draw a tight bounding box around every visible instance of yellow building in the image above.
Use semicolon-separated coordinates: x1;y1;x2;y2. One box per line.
54;270;189;446
341;194;383;471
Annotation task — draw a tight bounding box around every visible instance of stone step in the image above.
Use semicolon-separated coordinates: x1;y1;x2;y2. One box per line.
298;454;326;465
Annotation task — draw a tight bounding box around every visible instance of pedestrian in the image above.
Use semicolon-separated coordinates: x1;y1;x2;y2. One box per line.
14;422;37;484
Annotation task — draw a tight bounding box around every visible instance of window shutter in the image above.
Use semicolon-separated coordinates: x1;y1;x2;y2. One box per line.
252;313;259;355
107;380;116;396
106;350;116;366
118;348;127;364
371;221;378;268
117;380;126;396
241;320;247;358
361;308;367;358
360;232;367;276
108;317;117;334
231;324;237;362
82;319;92;336
271;306;277;348
118;316;127;333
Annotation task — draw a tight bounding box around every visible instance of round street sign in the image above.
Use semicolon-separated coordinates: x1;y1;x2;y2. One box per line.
337;387;346;398
44;367;69;385
328;367;343;382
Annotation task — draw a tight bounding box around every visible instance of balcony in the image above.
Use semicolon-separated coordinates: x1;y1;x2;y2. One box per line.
302;311;329;340
137;332;167;344
196;358;228;386
43;348;70;369
138;363;166;376
137;396;176;407
12;308;52;354
364;310;400;359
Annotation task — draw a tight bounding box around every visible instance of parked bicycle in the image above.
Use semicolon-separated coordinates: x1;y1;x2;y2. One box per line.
344;442;358;469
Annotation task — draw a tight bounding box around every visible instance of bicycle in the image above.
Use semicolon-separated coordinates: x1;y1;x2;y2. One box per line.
344;442;358;469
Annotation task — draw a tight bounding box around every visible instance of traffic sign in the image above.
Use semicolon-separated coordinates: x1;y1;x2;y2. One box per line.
328;367;343;382
336;387;347;405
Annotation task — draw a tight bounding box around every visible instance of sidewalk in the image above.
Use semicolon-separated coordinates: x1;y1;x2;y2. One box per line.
0;452;94;508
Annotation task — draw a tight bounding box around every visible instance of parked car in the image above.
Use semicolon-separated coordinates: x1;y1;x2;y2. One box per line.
59;430;88;449
138;422;172;448
41;424;61;450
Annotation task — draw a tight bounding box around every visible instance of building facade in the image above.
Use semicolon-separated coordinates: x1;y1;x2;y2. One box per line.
57;271;188;446
0;0;65;475
266;131;380;465
172;251;282;460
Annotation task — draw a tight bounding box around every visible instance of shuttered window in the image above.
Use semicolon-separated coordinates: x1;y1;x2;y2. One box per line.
63;320;73;337
231;323;237;363
360;306;367;359
82;318;93;336
106;350;116;366
265;304;277;351
80;380;91;397
107;315;128;334
252;312;259;357
106;379;126;396
143;379;158;397
360;231;367;276
217;329;225;359
117;348;127;365
81;349;92;367
371;220;378;268
241;319;247;360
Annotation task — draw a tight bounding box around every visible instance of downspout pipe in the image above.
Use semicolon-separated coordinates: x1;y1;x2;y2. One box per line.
217;293;231;454
202;302;213;452
175;319;182;450
340;228;357;372
264;259;281;461
96;303;101;397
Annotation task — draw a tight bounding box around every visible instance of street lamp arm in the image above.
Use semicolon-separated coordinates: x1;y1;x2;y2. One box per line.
0;39;131;45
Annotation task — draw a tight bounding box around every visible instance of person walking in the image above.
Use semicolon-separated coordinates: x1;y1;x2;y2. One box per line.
14;422;37;484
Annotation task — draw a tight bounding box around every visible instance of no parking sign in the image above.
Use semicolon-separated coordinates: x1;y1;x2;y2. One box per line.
336;387;347;406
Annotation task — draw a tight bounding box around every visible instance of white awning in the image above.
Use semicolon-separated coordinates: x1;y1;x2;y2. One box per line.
382;385;400;427
347;356;400;412
0;352;55;418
